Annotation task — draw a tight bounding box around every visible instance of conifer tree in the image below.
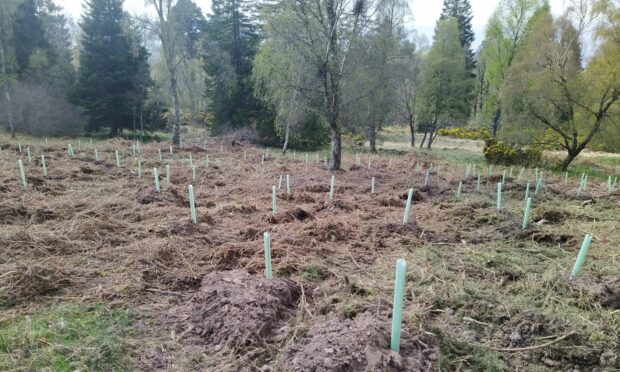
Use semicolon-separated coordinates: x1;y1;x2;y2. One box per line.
440;0;475;72
73;0;136;135
203;0;261;132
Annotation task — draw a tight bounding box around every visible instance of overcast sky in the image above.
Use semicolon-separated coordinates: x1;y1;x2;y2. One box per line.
57;0;567;49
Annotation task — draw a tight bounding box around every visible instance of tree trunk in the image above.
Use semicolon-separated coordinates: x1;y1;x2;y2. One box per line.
140;109;144;141
155;1;181;147
408;117;415;147
282;122;290;154
561;151;578;171
368;123;376;153
169;68;181;145
419;130;428;149
4;84;15;138
0;38;15;139
427;130;434;149
329;124;341;171
427;128;439;149
491;108;501;138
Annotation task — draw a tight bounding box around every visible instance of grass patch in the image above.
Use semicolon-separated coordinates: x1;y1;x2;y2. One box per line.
0;304;132;371
433;328;508;372
301;264;330;282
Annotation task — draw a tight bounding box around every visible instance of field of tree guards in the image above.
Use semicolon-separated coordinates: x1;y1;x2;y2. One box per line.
0;136;618;371
1;0;620;370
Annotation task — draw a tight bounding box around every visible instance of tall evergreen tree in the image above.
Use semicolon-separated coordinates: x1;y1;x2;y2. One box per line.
73;0;136;135
0;0;19;138
440;0;475;72
203;0;261;133
417;17;473;149
12;0;51;76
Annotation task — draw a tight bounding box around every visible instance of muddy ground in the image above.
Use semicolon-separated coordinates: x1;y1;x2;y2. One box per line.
0;138;619;371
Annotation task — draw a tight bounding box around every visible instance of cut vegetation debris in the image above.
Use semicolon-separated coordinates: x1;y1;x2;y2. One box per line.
0;138;618;371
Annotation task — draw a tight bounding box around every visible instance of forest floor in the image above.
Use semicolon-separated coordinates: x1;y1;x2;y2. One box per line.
0;135;619;371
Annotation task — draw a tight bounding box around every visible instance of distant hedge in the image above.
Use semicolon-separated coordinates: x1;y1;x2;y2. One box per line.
438;127;541;166
437;127;492;141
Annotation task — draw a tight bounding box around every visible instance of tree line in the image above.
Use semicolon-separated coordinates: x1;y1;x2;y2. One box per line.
0;0;618;170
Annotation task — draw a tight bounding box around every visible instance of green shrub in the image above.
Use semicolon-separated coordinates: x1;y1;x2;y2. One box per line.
483;138;542;166
438;127;492;141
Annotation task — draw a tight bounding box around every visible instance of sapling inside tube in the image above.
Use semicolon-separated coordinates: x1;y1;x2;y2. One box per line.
166;163;171;183
264;232;272;279
403;188;414;224
115;150;120;167
18;159;27;187
188;185;197;224
329;175;335;199
153;168;160;192
138;160;142;179
476;174;481;192
192;165;196;181
95;149;99;161
456;181;462;201
525;182;530;202
522;197;532;229
371;177;375;194
390;259;407;352
570;234;593;280
41;155;47;176
278;175;283;190
272;185;277;214
497;182;502;210
424;170;430;187
286;175;291;194
535;172;543;195
27;147;31;162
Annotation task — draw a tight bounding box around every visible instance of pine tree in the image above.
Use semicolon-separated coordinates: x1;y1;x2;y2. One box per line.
203;0;261;132
440;0;475;72
73;0;136;135
12;0;51;76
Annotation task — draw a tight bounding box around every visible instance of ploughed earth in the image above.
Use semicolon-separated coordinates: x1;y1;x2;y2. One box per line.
1;138;618;371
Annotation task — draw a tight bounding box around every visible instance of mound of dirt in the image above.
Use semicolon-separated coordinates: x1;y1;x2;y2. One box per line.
314;199;354;212
305;184;330;193
278;313;436;371
171;270;301;351
307;221;353;242
534;209;570;224
267;207;313;224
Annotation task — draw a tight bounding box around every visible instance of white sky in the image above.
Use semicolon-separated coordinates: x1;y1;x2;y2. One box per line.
57;0;567;48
